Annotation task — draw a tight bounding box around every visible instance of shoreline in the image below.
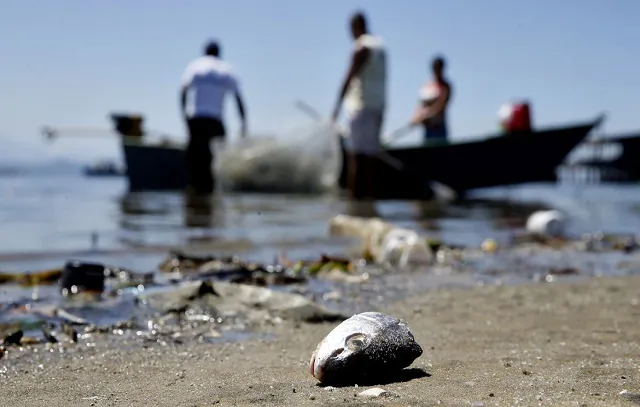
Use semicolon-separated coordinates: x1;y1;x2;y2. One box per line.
3;274;640;406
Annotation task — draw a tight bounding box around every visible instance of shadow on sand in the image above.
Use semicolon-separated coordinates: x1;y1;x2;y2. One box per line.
315;367;430;388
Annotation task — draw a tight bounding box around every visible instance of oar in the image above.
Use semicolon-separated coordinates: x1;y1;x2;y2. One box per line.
293;99;457;201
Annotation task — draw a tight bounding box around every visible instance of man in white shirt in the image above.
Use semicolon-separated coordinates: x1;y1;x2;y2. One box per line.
331;11;387;200
180;39;247;194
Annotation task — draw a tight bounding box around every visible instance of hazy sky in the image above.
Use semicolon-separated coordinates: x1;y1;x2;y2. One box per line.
1;0;638;163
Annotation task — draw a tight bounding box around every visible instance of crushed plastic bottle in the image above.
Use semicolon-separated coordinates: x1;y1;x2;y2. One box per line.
328;215;433;268
328;215;395;250
377;228;433;269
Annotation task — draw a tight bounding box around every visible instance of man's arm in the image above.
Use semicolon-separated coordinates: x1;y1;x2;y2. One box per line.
331;46;370;121
229;76;247;138
235;91;247;137
179;65;193;121
180;85;189;121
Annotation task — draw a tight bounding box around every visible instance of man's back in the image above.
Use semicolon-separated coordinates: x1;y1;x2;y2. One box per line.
344;34;387;115
181;56;238;119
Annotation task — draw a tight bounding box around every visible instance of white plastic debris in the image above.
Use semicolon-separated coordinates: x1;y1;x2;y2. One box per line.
525;209;567;237
377;227;433;268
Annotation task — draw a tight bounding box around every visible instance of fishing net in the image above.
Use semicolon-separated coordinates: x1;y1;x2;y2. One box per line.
215;122;343;194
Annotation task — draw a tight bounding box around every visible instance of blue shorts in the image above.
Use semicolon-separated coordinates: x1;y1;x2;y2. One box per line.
424;125;448;141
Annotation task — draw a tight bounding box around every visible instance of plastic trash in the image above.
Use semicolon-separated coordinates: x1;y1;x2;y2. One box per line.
525;210;567;237
328;215;395;254
377;227;433;268
328;215;433;268
215;122;342;194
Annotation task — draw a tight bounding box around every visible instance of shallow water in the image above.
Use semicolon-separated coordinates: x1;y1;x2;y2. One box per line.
1;171;640;338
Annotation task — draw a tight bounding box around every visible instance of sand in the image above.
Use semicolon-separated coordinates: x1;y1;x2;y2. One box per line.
3;275;640;407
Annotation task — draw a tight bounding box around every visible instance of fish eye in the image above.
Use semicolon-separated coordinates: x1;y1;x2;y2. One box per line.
346;333;367;351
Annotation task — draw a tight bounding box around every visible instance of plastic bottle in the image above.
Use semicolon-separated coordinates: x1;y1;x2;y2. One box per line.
525;210;566;237
377;228;433;268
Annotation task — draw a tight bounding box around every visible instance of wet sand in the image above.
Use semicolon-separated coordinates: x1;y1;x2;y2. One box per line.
3;275;640;407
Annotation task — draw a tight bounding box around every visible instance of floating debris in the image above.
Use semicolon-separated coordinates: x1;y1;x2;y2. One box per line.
2;330;23;346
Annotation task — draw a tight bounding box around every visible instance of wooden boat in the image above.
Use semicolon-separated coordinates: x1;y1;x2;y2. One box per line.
108;114;188;191
337;114;606;199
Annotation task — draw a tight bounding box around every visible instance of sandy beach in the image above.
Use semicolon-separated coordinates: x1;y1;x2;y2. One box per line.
1;274;638;407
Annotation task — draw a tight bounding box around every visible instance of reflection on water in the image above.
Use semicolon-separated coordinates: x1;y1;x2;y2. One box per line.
183;191;222;229
117;191;228;247
3;171;640;259
110;184;640;254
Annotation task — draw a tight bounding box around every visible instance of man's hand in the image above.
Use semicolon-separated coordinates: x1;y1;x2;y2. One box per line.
410;107;430;125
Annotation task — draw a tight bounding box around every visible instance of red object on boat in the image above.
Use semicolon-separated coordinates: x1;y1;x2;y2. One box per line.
500;101;532;132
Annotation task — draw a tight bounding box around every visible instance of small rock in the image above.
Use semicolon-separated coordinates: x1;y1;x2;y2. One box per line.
324;386;335;391
357;388;388;398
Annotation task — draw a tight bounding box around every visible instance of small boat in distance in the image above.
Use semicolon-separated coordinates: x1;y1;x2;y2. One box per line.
83;160;126;177
568;131;640;181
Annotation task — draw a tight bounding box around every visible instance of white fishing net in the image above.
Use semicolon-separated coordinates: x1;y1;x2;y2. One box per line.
214;122;343;194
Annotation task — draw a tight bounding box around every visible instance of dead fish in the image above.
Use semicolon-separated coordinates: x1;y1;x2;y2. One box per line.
310;312;423;385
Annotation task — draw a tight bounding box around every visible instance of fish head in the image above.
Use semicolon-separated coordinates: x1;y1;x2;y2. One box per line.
310;322;373;383
310;312;423;385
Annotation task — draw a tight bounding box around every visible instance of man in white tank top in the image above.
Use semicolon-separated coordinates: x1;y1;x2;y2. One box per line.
331;11;387;200
180;39;248;194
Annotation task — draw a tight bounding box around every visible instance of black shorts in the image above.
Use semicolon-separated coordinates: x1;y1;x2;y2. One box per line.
184;116;226;193
186;116;226;141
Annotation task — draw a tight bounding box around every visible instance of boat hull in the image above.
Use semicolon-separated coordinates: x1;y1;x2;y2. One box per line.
338;116;604;198
122;142;187;191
